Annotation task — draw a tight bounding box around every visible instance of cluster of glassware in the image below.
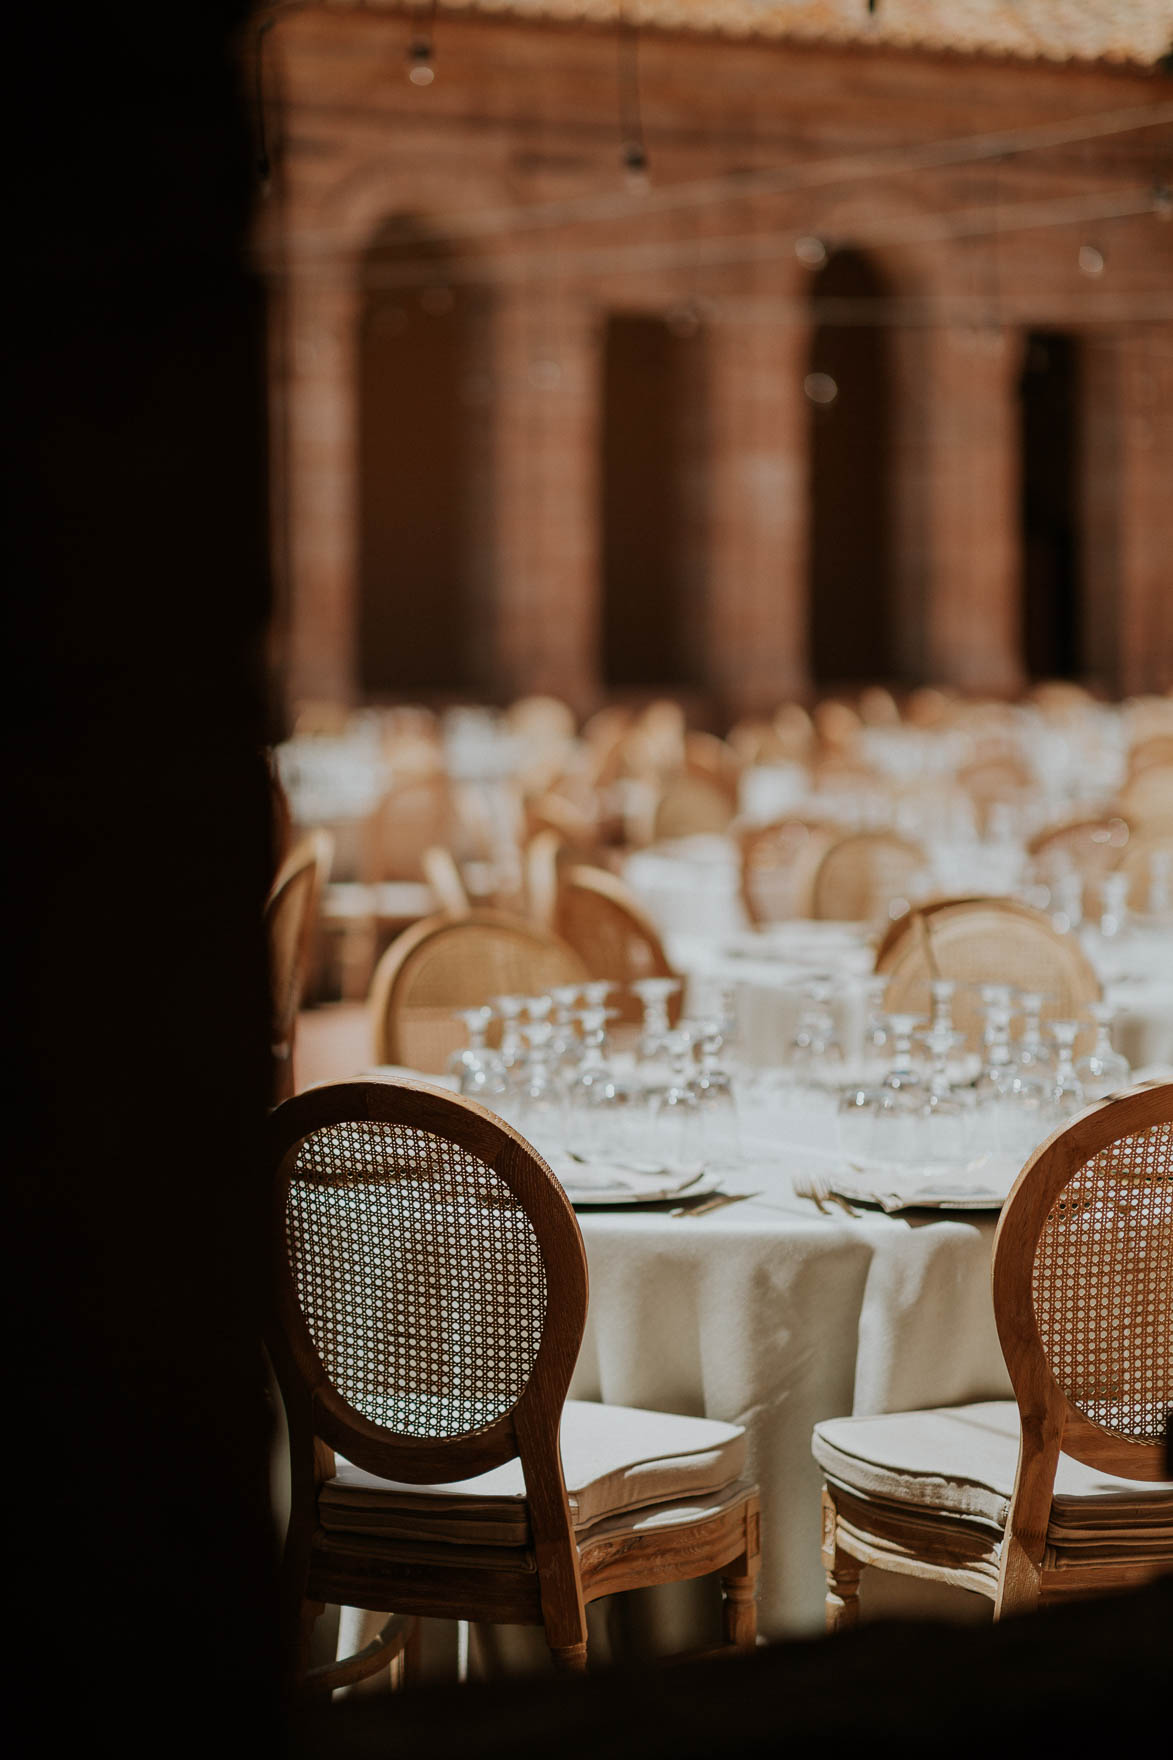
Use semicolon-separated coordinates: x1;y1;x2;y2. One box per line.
447;978;743;1175
834;980;1131;1172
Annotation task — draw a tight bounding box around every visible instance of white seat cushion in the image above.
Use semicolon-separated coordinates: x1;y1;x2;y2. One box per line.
813;1400;1173;1541
320;1400;746;1547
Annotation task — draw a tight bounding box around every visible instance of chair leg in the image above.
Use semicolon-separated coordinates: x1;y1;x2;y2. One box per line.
550;1642;588;1675
720;1569;758;1650
821;1488;863;1633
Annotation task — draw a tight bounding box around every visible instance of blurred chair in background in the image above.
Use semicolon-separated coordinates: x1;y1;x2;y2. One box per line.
810;830;925;925
266;828;334;1102
878;897;1101;1050
739;819;834;926
369;911;588;1073
552;864;679;1025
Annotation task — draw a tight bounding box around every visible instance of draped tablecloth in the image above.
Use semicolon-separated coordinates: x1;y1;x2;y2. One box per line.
568;1145;1010;1640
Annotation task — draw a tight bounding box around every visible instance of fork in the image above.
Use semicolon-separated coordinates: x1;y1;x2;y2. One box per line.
793;1174;861;1217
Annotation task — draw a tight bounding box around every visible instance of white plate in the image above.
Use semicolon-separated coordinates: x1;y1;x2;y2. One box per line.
551;1161;721;1207
830;1153;1016;1213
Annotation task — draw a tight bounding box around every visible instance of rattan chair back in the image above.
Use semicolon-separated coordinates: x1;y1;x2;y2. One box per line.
1028;816;1130;917
810;831;925;924
269;1077;589;1659
553;864;678;1024
652;773;736;840
879;898;1101;1050
370;911;589;1071
362;774;452;883
739;819;834;925
991;1082;1173;1611
1117;763;1173;830
421;846;471;917
1128;734;1173;775
266;829;334;1100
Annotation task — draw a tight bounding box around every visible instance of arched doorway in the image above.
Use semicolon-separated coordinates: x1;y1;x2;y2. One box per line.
601;312;706;691
357;218;486;696
1019;331;1083;680
806;249;895;686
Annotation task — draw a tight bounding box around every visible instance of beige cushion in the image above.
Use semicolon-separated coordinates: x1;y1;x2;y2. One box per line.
813;1400;1173;1544
320;1400;746;1547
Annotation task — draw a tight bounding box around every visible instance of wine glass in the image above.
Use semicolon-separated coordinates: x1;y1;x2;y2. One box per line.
1075;1002;1130;1100
448;1007;507;1104
1046;1020;1085;1124
689;1016;743;1172
919;1026;976;1170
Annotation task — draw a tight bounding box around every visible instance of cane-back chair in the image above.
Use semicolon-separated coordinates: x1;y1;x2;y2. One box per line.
957;755;1033;832
1028;816;1130;918
369;911;588;1073
266;829;334;1103
552;865;679;1025
652;773;736;840
421;846;471;918
363;773;453;885
269;1078;761;1688
877;898;1100;1052
1117;764;1173;831
739;819;834;926
810;831;925;925
814;1082;1173;1628
1127;734;1173;776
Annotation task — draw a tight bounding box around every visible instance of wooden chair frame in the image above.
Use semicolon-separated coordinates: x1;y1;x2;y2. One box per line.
553;864;679;1024
820;1083;1172;1630
737;818;834;927
369;909;589;1069
809;830;925;924
265;829;334;1102
269;1078;760;1687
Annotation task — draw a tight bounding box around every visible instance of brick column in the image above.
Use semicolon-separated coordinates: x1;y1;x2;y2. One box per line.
706;312;810;716
489;287;601;712
922;326;1025;695
1115;328;1173;695
283;262;360;712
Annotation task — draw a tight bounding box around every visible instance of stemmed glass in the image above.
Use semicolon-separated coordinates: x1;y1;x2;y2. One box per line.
871;1013;928;1162
653;1026;701;1173
490;994;527;1080
690;1016;743;1172
1075;1002;1130;1100
974;985;1016;1151
859;976;890;1083
512;1018;566;1156
919;1026;975;1170
547;984;583;1076
448;1006;507;1104
631;977;682;1065
790;979;844;1092
566;1007;629;1163
1046;1021;1085;1124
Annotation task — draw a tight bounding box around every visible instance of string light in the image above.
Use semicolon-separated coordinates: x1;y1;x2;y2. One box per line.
617;2;650;189
407;0;437;85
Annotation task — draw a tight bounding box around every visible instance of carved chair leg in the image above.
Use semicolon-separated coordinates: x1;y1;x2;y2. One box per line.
720;1569;759;1650
550;1642;588;1675
822;1489;863;1633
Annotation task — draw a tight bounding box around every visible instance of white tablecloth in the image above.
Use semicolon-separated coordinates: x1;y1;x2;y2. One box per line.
568;1130;1010;1639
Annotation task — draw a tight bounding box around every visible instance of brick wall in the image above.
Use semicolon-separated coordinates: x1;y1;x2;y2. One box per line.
260;9;1173;718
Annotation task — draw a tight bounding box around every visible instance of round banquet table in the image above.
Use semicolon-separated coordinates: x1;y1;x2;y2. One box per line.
566;1124;1012;1641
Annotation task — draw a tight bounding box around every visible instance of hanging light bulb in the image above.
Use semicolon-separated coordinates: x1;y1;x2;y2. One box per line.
408;39;435;85
407;2;437;85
